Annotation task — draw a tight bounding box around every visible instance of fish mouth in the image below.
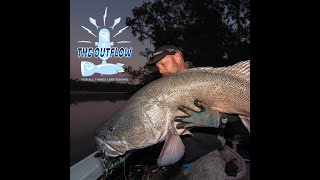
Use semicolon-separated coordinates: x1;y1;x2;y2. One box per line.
94;136;127;157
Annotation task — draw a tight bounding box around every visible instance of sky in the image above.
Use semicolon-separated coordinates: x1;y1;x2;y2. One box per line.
70;0;154;80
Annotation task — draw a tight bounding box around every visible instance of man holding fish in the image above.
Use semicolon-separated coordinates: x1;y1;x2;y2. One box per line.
145;45;249;179
95;45;250;179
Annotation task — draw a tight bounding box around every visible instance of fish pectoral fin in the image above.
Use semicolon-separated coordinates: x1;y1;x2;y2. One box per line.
181;130;194;136
157;132;185;166
239;115;250;133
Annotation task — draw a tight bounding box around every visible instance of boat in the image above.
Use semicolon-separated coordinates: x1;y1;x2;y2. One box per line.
70;137;250;180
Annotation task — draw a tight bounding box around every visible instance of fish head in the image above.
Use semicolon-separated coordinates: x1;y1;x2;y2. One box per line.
95;102;170;157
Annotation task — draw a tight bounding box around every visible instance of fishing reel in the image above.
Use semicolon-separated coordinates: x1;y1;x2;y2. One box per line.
96;146;167;179
96;149;133;177
96;150;150;179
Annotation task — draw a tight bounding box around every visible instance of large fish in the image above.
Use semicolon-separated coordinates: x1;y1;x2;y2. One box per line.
95;60;250;166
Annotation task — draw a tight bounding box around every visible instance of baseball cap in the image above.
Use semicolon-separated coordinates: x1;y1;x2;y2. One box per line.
146;45;183;65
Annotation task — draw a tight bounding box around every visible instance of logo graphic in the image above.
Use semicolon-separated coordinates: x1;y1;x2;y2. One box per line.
77;6;133;77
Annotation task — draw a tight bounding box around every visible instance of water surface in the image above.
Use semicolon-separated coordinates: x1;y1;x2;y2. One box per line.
70;92;131;166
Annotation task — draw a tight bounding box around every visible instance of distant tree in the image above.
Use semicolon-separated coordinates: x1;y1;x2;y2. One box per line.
126;0;250;67
221;0;250;44
219;0;250;63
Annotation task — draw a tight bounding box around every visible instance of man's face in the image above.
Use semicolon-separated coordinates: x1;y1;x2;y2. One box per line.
155;55;180;76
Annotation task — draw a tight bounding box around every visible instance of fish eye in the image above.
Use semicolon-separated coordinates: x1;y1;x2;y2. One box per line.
108;126;115;132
